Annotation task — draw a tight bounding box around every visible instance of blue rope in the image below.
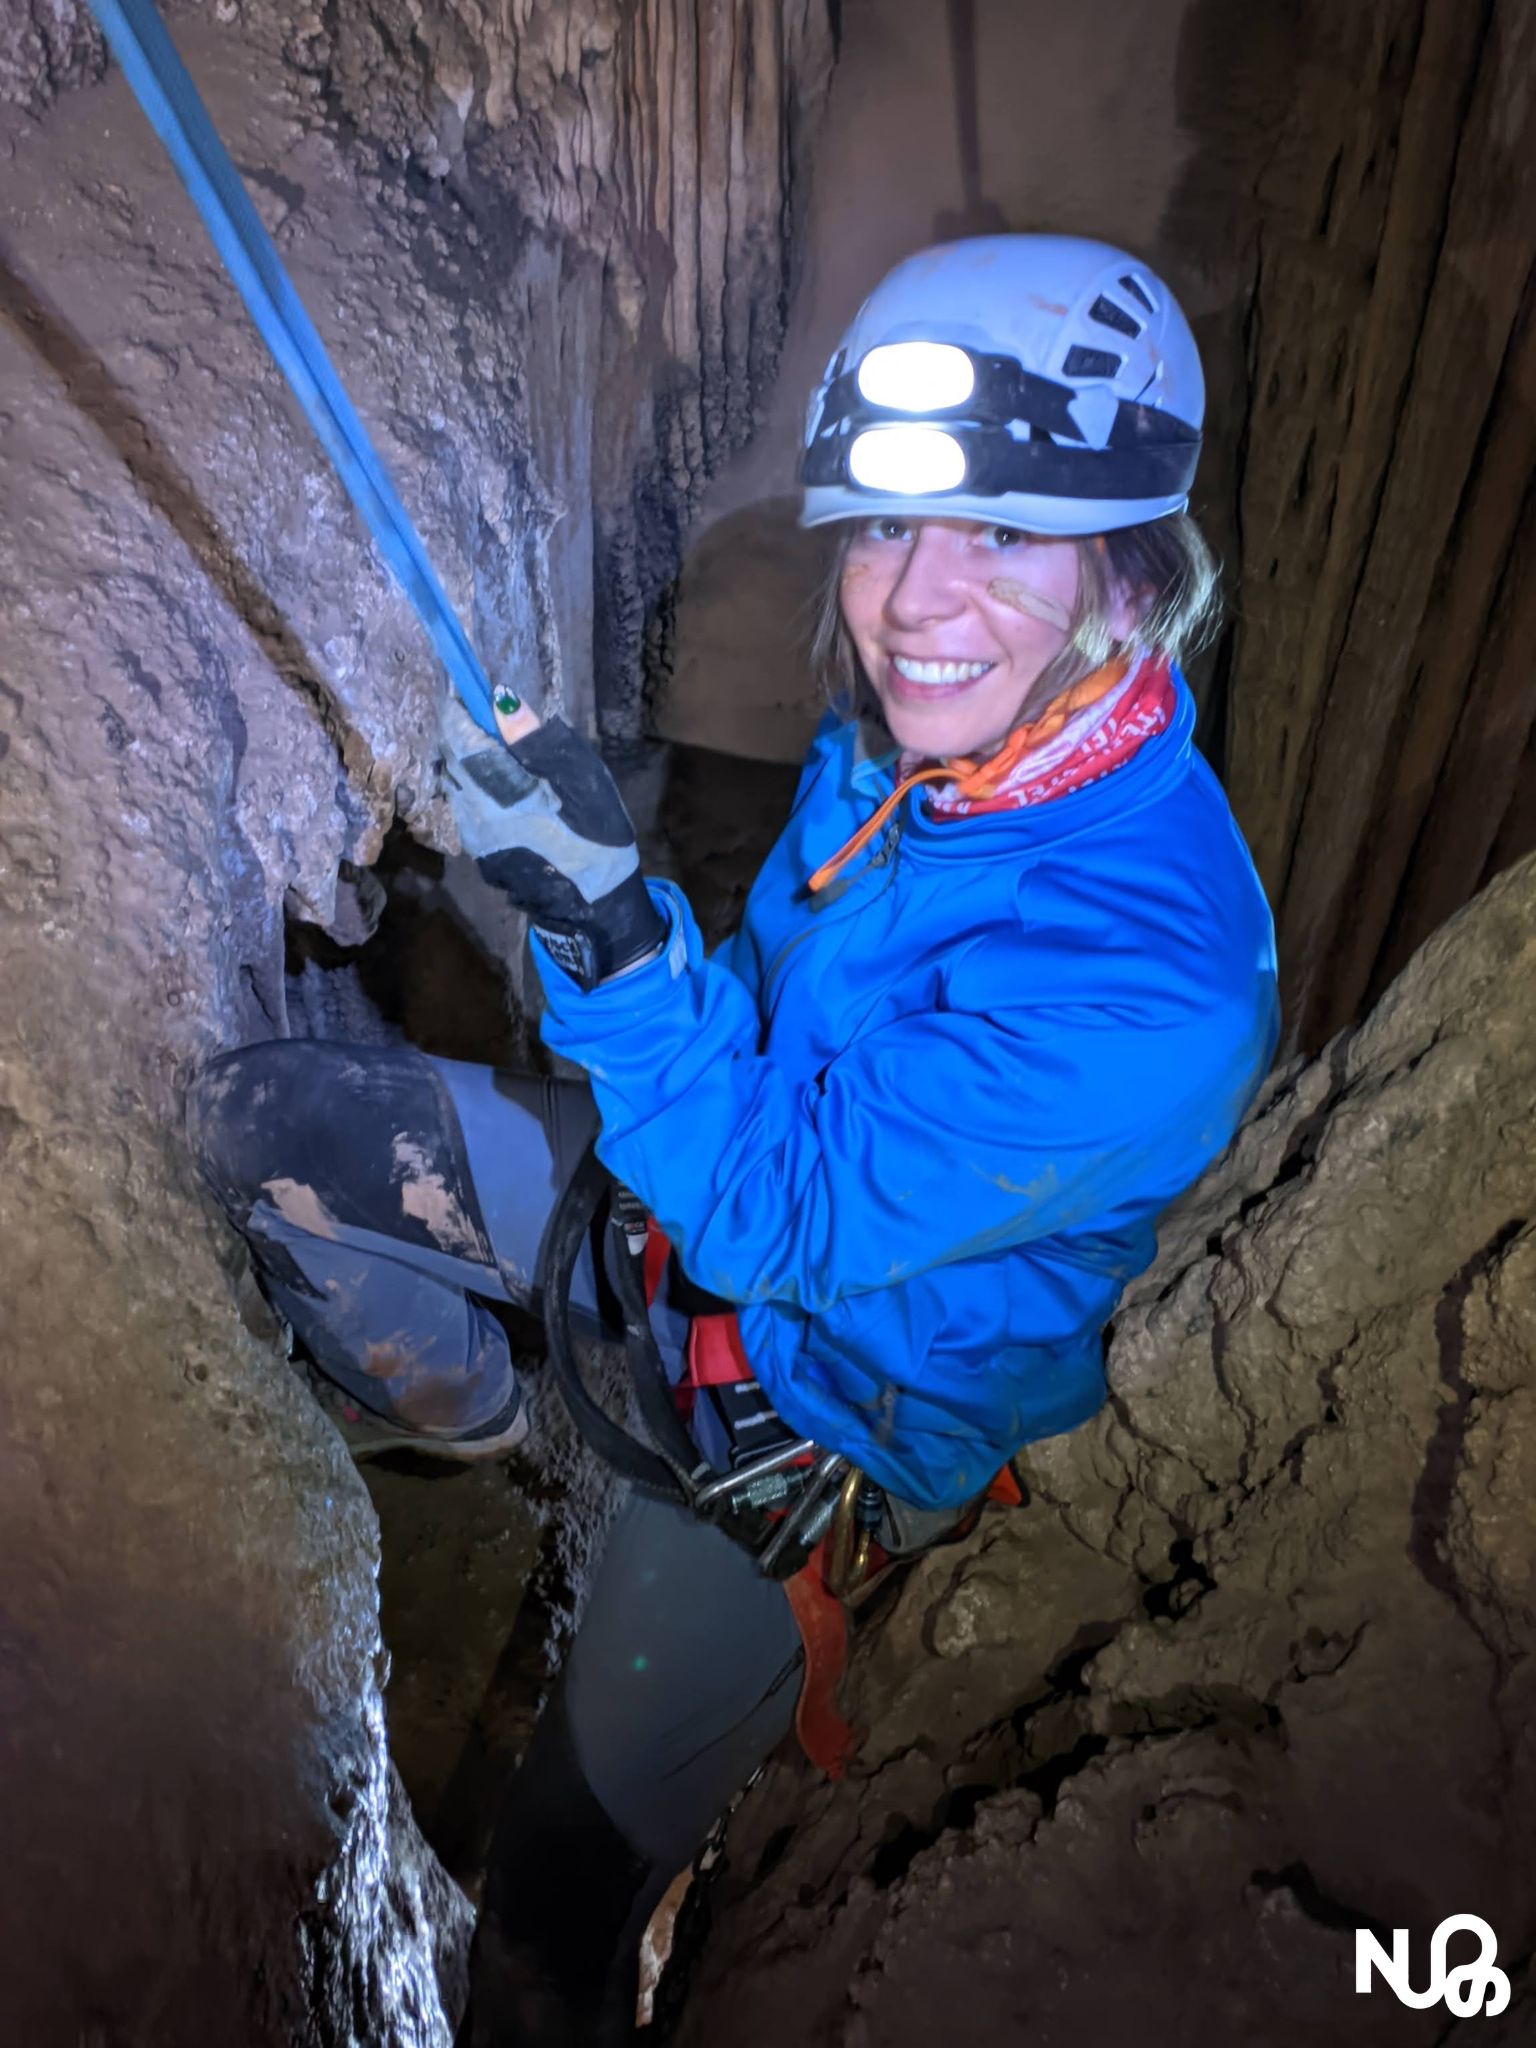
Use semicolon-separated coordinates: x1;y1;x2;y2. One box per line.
85;0;505;733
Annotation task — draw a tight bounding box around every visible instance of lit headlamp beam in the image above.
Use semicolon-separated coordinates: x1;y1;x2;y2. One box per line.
855;341;976;413
847;425;967;494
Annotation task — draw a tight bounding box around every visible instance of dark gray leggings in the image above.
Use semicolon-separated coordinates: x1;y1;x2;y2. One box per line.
187;1041;801;2030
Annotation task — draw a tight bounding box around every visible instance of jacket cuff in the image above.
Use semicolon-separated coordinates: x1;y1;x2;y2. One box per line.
530;880;693;1006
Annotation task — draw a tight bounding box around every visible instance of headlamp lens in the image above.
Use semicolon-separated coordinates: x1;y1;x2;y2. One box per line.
855;342;976;413
847;426;967;495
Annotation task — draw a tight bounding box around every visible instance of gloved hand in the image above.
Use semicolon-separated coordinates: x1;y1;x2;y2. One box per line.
440;694;666;990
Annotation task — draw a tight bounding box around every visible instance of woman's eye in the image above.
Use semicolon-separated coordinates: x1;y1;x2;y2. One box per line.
859;516;913;543
984;525;1025;549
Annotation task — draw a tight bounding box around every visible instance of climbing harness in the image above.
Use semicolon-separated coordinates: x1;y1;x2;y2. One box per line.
541;1138;1026;1776
541;1140;870;1772
539;1140;823;1554
84;0;509;736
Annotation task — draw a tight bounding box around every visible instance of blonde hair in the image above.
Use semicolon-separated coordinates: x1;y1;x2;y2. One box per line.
810;513;1222;721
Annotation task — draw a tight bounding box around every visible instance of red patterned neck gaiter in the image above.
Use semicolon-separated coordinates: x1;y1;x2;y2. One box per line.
807;656;1179;895
918;653;1177;819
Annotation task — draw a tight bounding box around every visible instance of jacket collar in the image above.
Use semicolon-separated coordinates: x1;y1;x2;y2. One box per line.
840;666;1199;855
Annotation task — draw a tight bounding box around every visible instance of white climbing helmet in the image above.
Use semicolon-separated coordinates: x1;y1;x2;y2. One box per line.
800;235;1204;536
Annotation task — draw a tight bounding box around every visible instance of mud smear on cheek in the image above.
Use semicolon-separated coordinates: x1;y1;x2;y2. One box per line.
989;577;1072;634
839;561;874;671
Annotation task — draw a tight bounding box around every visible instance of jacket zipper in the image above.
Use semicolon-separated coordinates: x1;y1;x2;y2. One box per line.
761;810;905;1013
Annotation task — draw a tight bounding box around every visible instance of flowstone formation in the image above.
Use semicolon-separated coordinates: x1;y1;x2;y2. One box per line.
668;851;1536;2046
0;1;827;2039
1212;0;1536;1049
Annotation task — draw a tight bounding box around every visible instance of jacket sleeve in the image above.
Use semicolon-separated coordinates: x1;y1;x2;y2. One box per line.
534;881;1277;1314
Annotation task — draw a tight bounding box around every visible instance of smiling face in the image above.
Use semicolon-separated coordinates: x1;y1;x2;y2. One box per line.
837;516;1090;760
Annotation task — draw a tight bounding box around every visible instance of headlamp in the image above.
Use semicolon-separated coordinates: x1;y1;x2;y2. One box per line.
803;342;1201;505
847;425;967;495
855;342;976;413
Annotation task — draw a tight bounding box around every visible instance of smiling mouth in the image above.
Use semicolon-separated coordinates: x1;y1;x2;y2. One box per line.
885;654;996;700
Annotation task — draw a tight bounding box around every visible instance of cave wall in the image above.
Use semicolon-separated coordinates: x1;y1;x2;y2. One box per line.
294;0;832;739
0;1;828;2039
1217;0;1536;1050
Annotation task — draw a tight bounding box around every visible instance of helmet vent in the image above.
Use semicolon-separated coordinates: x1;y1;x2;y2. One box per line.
1089;294;1141;338
1119;273;1156;314
1063;344;1122;380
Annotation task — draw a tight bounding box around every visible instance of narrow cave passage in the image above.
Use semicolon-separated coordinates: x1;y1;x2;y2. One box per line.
2;0;1534;2044
279;744;798;1907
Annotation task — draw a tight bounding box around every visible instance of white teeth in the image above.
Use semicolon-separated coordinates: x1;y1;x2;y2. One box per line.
890;656;994;686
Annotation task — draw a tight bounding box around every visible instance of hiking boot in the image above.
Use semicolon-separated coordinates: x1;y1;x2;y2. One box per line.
296;1356;531;1463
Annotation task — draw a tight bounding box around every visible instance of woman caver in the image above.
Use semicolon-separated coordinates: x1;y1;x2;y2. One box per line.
189;236;1278;2039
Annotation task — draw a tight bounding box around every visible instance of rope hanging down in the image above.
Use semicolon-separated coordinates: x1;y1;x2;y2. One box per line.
84;0;508;735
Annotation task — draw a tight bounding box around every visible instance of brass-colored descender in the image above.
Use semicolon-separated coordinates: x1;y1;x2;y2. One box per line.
826;1465;880;1600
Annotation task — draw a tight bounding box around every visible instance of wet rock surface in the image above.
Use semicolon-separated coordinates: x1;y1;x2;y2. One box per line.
667;851;1536;2046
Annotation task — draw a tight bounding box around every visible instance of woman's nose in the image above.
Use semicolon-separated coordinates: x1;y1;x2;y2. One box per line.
883;527;965;630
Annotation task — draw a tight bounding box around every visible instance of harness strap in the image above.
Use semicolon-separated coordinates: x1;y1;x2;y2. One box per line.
644;1219;1029;1778
782;1545;858;1779
84;0;505;735
685;1308;755;1388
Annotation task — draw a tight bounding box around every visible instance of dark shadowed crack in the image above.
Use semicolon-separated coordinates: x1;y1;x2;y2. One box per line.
1095;1388;1225;1494
852;1548;1290;1899
1142;1536;1218;1620
858;1673;1288;1898
1097;1685;1282;1747
837;1625;1128;1898
1409;1217;1528;1659
1210;1303;1263;1483
1236;1048;1352;1228
1274;1329;1354;1474
867;1780;1005;1888
1250;1862;1395;1943
426;1516;575;1894
1273;1619;1366;1694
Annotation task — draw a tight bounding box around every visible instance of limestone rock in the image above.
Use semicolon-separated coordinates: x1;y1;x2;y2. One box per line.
0;0;828;2037
1221;0;1536;1047
290;0;834;738
0;0;103;113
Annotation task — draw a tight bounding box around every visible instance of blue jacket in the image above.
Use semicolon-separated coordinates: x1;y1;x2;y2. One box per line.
536;673;1278;1509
